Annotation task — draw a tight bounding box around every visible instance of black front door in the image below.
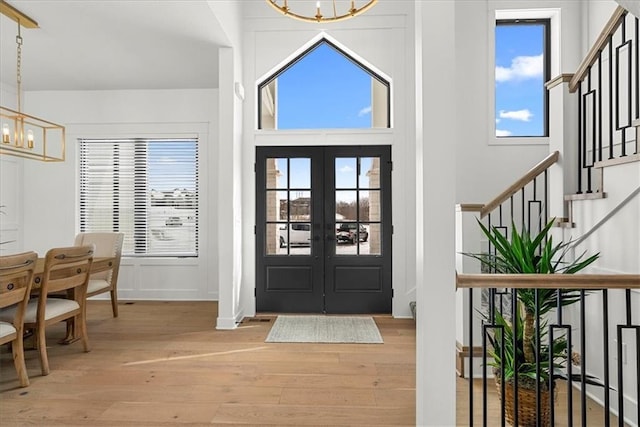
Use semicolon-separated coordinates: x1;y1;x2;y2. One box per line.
256;145;392;314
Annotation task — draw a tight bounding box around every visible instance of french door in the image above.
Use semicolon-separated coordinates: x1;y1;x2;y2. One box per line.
255;145;392;314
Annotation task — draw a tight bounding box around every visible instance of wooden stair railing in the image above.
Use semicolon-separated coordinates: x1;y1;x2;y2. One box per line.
568;5;639;195
568;6;628;93
479;151;558;219
459;151;559;236
456;272;640;289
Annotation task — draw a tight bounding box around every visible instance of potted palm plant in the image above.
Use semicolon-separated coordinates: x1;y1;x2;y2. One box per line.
464;218;600;427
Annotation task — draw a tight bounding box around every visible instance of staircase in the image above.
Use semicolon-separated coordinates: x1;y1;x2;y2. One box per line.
456;3;640;425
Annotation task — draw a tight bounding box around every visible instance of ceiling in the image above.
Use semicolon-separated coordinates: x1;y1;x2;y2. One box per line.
0;1;229;92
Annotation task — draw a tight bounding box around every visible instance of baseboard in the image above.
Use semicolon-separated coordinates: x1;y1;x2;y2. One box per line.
216;316;238;330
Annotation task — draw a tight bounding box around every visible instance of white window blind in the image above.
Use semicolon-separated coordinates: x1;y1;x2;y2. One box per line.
79;138;198;257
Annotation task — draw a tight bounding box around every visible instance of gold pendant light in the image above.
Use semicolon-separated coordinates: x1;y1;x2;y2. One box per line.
1;0;65;162
265;0;377;23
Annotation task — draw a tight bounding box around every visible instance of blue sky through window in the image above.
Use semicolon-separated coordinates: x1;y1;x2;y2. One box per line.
148;141;197;192
277;42;373;129
495;22;547;137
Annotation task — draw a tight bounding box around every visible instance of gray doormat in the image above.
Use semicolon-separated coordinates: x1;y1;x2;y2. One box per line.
265;315;383;344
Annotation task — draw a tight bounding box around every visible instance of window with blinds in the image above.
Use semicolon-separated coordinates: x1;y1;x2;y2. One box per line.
79;138;199;257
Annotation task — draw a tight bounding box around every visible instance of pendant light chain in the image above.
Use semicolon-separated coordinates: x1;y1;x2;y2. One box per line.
16;20;23;112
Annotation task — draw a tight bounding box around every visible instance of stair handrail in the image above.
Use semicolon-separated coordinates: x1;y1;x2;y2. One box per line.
477;151;559;218
569;6;627;93
456;272;640;290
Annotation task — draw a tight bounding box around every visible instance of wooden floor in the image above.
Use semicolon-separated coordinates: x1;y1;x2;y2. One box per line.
0;301;416;426
456;371;630;427
2;301;628;426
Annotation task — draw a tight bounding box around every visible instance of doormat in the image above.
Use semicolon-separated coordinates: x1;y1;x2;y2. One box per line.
265;315;383;344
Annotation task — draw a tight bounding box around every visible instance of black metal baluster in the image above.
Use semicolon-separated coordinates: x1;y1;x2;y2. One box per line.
535;290;542;427
617;324;624;427
469;287;474;427
603;289;611;427
632;280;640;426
636;17;639;154
521;187;525;229
609;36;615;160
580;290;587;427
587;70;594;193
482;322;488;427
567;325;574;427
578;83;584;193
543;170;548;225
531;178;537;232
512;288;519;427
598;51;603;162
623;17;630;157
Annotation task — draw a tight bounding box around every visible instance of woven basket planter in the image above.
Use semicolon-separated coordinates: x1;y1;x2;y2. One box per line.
495;378;555;427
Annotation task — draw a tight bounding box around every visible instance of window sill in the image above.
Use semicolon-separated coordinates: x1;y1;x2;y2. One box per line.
488;136;549;146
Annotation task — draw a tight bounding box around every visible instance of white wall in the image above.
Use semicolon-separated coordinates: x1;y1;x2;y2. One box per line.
455;0;585;206
241;1;417;319
567;161;640;426
18;88;219;301
567;2;640;422
0;82;23;256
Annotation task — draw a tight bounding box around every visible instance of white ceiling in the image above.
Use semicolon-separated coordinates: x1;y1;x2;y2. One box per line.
0;1;229;92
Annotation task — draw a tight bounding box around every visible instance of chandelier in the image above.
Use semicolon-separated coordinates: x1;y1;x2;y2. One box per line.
0;1;65;162
265;0;377;23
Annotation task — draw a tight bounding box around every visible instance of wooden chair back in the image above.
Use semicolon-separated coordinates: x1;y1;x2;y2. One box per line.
0;251;38;387
73;232;123;317
0;251;37;329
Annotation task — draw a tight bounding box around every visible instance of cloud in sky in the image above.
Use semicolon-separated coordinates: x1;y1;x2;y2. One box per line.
496;54;543;82
340;165;354;173
496;129;512;137
499;109;533;122
358;106;372;117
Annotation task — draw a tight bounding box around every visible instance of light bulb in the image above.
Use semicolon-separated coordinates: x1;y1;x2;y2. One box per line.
2;123;9;144
27;129;34;149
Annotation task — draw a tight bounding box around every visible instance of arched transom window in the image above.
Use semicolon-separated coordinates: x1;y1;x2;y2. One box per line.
258;38;390;130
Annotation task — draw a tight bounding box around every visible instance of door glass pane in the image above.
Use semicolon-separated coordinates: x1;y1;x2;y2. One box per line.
267;158;287;189
289;190;311;221
359;157;380;189
335;158;357;189
290;158;311;189
362;223;381;255
336;221;359;255
265;223;280;255
274;223;311;256
335;191;357;221
267;190;287;222
365;190;381;222
265;156;312;257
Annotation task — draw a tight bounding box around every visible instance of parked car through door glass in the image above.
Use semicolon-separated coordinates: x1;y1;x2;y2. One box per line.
279;223;311;247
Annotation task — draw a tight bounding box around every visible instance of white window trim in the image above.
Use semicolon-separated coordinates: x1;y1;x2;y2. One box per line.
255;31;394;131
488;8;560;146
70;122;209;260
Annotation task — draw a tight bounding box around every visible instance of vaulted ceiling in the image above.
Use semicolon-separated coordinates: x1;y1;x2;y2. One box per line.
0;1;229;91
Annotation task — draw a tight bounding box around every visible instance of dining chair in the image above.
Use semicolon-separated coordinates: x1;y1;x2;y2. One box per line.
73;232;124;317
0;251;37;387
1;245;94;376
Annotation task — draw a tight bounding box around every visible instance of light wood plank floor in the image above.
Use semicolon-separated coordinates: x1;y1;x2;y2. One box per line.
2;301;626;426
0;301;416;426
456;370;631;426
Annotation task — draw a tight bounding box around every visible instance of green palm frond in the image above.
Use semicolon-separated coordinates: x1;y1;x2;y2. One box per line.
468;217;601;386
